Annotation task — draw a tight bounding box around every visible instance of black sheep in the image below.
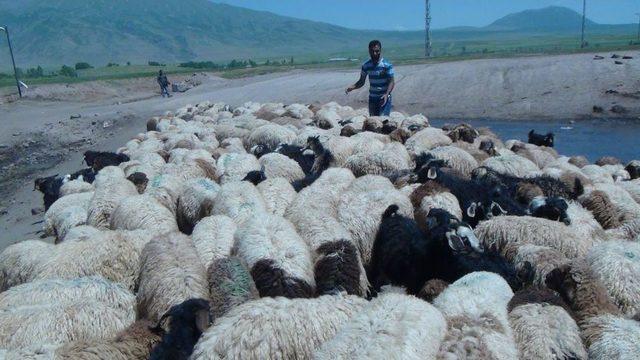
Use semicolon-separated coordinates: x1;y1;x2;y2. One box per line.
289;136;335;192
380;120;397;135
368;204;431;294
275;143;315;175
83;151;130;172
528;130;555;147
625;161;640;180
314;240;363;297
527;196;571;225
149;298;211;360
250;144;273;159
34;174;64;210
473;167;583;201
242;170;267;186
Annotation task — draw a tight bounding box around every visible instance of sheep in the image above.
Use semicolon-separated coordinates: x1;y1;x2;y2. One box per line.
314;293;447;359
159;158;218;184
582;164;615;184
191;215;237;270
417;279;450;303
136;233;209;324
216;153;261;184
528;130;554;147
619;179;640;204
42;190;93;238
248;124;297;150
569;155;590;168
507;287;587;360
606;217;640;242
87;166;138;229
126;172;149;194
232;214;315;298
404;127;453;158
0;299;135;351
207;256;259;319
313;240;364;297
284;103;314;119
565;201;609;243
446;123;479;143
84;151;130;172
190;294;367;360
586;240;640;317
434;272;517;360
274;143;315;175
410;182;463;232
481;154;541;178
59;177;95;197
51;319;162;360
256;177;297;216
258;153;305;182
625;160;640;179
176;178;220;234
336;175;413;266
400;113;430;130
425;145;479;178
584;314;640;360
0;240;53;292
109;195;178;236
148;298;211;360
475;215;593;259
526;196;571;225
345;141;412;177
513;146;557;169
579;190;625;229
503;244;570;288
595;156;621;166
210;181;267;226
145;173;185;215
211;138;246;159
314;107;341;129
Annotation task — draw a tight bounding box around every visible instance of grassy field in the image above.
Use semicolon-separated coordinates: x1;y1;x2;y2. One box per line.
2;32;639;90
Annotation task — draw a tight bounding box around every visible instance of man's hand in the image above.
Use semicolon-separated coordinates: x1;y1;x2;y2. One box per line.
345;85;356;94
380;94;389;107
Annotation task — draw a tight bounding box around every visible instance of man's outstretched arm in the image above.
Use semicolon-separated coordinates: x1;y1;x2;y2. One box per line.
381;77;395;106
346;72;367;94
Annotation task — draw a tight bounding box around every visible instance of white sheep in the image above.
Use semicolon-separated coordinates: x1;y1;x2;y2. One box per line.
258;153;305;182
344;142;412;177
216;153;261;184
190;294;367;360
257;177;297;217
434;272;517;360
192;215;237;270
109;194;178;235
176;178;221;234
314;293;447;359
586;240;640;317
43;191;93;239
585;314;640;360
427;145;479;178
0;240;54;292
337;175;413;265
248;124;297;149
86;166;138;229
481;154;541;177
404;127;452;158
211;181;266;226
284;103;314;119
233;214;314;298
136;232;209;324
59;179;94;197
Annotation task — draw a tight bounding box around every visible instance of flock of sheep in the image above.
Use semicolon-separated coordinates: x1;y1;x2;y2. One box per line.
2;100;640;359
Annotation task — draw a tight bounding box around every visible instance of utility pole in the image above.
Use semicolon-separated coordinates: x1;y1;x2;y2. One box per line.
636;13;640;43
425;0;432;57
580;0;587;48
0;26;21;98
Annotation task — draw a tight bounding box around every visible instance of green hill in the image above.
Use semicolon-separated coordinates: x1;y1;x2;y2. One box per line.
486;6;597;32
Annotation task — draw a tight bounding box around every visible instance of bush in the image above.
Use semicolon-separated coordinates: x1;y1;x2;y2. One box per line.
179;61;222;70
75;62;93;70
0;72;10;79
148;61;166;66
107;62;119;67
126;61;131;66
25;66;44;78
60;65;78;77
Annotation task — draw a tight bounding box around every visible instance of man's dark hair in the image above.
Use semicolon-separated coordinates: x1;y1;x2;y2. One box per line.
369;40;382;50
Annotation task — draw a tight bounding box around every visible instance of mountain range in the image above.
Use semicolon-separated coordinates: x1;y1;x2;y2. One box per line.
0;1;635;67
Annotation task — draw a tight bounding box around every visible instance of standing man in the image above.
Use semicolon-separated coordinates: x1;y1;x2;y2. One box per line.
346;40;395;116
157;70;172;98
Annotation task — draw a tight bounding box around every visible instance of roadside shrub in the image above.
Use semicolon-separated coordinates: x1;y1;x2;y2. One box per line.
60;65;78;77
75;62;93;70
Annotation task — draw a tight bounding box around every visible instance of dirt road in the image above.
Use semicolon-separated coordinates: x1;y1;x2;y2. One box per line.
1;51;638;249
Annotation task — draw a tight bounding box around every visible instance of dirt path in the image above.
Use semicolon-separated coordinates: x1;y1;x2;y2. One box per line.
1;51;639;249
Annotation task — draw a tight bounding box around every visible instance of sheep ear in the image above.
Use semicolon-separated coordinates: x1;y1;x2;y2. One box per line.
491;202;507;216
427;167;437;179
466;203;477;218
446;233;466;253
195;308;211;334
425;217;438;231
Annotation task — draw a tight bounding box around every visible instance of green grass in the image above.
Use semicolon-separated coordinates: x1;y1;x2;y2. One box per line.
2;32;639;89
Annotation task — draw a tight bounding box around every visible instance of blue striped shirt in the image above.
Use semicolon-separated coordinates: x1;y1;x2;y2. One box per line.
361;58;394;99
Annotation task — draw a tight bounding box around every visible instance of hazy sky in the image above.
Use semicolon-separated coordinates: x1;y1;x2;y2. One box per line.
214;0;640;30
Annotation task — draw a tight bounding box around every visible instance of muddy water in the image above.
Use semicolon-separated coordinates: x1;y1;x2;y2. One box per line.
430;119;640;163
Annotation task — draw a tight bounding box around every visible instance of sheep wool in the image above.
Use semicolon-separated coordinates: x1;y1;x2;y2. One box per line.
43;191;93;238
192;215;237;270
257;178;297;217
211;181;267;226
584;314;640;360
87;166;138;229
434;272;517;360
248;124;297;150
207;256;259;320
509;303;587;360
217;153;261;184
190;294;367;360
481;154;541;178
586;240;640;317
313;293;447;360
475;216;590;259
0;240;54;292
233;214;315;298
109;195;178;236
259;153;305;183
176;178;221;234
136;232;209;324
59;179;94;197
427;145;479;178
404;127;452;158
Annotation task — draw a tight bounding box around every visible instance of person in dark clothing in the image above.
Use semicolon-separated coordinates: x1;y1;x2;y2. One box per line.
157;70;172;97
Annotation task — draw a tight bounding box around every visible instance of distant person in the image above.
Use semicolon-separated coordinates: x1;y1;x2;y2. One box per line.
345;40;395;116
157;70;172;98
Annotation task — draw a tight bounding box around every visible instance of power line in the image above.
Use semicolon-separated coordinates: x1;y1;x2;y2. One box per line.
425;0;432;57
580;0;587;48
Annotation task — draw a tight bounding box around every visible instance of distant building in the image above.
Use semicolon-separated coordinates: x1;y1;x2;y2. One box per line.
328;58;359;62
